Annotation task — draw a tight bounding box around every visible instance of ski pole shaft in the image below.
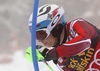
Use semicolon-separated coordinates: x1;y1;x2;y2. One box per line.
42;60;54;71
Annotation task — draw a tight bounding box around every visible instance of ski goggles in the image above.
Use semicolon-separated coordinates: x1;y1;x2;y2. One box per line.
29;24;50;40
36;28;50;41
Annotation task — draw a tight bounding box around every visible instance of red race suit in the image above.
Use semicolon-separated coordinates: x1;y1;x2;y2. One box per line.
56;18;100;71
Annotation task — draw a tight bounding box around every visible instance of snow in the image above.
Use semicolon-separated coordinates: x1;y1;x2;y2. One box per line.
0;50;59;71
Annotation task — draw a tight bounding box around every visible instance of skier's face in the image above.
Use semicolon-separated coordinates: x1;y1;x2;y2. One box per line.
39;33;58;47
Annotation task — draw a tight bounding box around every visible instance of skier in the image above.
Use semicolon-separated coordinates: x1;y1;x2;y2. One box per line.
28;4;100;71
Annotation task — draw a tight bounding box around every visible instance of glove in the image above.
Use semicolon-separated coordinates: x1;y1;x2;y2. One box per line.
45;48;59;61
36;45;59;61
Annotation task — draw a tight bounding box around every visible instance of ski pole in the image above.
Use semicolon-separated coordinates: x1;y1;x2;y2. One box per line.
36;49;54;71
42;59;54;71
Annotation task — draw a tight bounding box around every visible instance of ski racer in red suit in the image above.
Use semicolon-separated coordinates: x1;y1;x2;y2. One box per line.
28;4;100;71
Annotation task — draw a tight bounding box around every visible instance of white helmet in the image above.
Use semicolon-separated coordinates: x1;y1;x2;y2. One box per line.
28;4;66;41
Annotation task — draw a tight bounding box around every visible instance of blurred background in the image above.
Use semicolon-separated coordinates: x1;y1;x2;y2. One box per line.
0;0;100;71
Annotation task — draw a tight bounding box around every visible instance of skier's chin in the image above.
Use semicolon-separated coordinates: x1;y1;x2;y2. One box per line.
43;43;48;47
44;43;51;47
44;44;49;47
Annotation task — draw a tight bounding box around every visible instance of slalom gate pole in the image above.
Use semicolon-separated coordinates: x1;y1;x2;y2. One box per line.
31;0;39;71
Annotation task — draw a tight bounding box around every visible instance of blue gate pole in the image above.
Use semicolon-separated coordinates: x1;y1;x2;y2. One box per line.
31;0;39;71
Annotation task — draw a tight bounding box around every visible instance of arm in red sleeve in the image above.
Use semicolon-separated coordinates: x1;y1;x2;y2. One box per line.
56;18;96;57
56;39;91;57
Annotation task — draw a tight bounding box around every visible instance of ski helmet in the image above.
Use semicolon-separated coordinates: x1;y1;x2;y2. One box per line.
28;4;66;41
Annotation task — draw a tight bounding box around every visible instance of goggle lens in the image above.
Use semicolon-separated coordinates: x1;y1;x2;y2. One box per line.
36;30;47;40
